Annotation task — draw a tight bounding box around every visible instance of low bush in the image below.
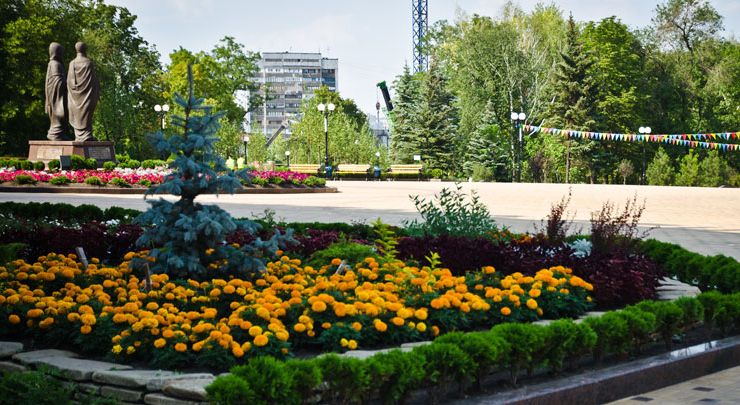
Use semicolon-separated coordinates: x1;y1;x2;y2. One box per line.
33;161;45;171
102;161;117;171
0;369;74;405
303;176;326;187
47;159;60;171
13;174;36;185
84;176;105;186
616;307;656;354
49;176;71;185
490;323;548;385
543;319;596;372
364;349;425;405
435;331;507;389
120;159;141;169
20;160;33;170
583;311;630;362
85;158;97;169
635;301;689;349
141;159;167;169
640;239;740;293
413;343;473;403
315;355;370;405
109;177;131;188
70;155;87;170
138;179;152;187
403;183;499;238
307;241;377;268
230;356;295;405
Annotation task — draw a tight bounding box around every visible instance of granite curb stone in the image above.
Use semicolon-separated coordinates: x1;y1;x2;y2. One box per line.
0;360;27;373
100;385;144;402
92;369;213;391
144;393;209;405
162;377;215;401
33;356;132;381
12;349;79;365
0;341;23;359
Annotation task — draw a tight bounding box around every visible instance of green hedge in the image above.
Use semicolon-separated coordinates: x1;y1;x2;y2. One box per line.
0;201;140;223
206;292;740;404
640;239;740;293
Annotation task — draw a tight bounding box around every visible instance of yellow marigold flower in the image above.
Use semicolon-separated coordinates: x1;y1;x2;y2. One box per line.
253;334;269;347
39;317;54;328
67;312;81;322
162;329;175;339
311;300;327;313
154;338;167;349
416;322;427;333
333;304;347;317
526;299;538;310
174;343;187;352
248;325;263;337
483;266;496;274
275;331;289;341
391;317;404;327
293;323;307;333
321;322;332;329
112;344;123;354
501;307;512;316
340;338;349;347
27;309;43;318
80;325;92;334
126;346;136;355
529;289;541;298
256;307;271;320
347;340;358;350
209;289;221;298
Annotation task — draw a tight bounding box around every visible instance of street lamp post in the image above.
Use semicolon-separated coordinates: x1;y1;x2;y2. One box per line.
510;111;526;182
285;150;291;168
241;134;250;163
374;151;381;180
638;126;651;184
154;104;170;130
317;102;336;178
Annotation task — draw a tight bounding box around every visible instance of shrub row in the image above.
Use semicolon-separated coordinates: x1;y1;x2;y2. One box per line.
206;293;740;405
0;202;139;224
0;158;45;171
640;239;740;293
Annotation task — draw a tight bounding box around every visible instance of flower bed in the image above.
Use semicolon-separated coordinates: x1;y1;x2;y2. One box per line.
0;250;592;370
0;168;326;188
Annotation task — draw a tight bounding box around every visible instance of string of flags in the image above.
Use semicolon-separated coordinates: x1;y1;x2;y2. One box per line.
523;125;740;152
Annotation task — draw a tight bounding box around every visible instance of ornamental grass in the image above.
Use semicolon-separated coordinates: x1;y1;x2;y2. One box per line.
0;251;593;370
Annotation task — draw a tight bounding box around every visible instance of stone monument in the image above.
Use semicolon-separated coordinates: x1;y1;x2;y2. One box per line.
67;41;99;142
29;41;114;168
45;42;68;141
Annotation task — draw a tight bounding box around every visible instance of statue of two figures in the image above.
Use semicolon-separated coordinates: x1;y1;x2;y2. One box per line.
45;41;99;142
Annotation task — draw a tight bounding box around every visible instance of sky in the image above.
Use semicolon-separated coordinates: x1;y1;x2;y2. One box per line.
109;0;739;114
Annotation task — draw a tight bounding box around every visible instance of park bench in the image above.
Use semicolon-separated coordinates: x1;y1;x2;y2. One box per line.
289;164;321;175
388;164;423;180
336;164;371;180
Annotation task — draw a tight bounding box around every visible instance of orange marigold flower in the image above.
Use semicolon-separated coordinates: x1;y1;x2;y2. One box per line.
311;301;327;313
526;299;538;310
174;343;187;352
501;307;512;316
154;338;166;349
80;325;92;334
374;319;388;332
27;309;43;318
331;258;342;266
253;334;269;347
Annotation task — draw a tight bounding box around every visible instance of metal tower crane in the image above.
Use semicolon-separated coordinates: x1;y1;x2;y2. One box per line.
412;0;429;73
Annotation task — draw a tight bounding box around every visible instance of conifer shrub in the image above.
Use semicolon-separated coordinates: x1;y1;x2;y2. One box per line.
364;350;425;405
134;67;290;280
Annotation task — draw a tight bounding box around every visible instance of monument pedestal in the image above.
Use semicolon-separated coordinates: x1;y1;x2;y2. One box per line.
28;140;116;168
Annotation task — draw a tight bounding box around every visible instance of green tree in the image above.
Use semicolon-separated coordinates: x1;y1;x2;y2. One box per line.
698;150;726;187
287;87;382;165
675;150;701;186
546;15;597;183
646;147;676;185
390;65;422;163
411;59;458;173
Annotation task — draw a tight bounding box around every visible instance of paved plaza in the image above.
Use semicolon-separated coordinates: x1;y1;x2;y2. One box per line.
1;181;738;259
608;365;740;404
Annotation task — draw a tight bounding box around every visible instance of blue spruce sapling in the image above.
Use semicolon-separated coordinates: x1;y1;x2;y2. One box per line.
134;66;290;280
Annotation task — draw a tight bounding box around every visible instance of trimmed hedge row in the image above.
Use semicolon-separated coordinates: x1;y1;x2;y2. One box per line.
640;239;740;293
0;202;139;224
206;292;740;405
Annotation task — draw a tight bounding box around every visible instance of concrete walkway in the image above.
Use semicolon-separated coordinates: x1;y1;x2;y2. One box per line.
1;181;738;258
607;365;740;404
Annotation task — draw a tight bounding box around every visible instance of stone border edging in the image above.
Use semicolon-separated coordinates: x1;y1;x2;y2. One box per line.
453;335;740;405
0;185;338;194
